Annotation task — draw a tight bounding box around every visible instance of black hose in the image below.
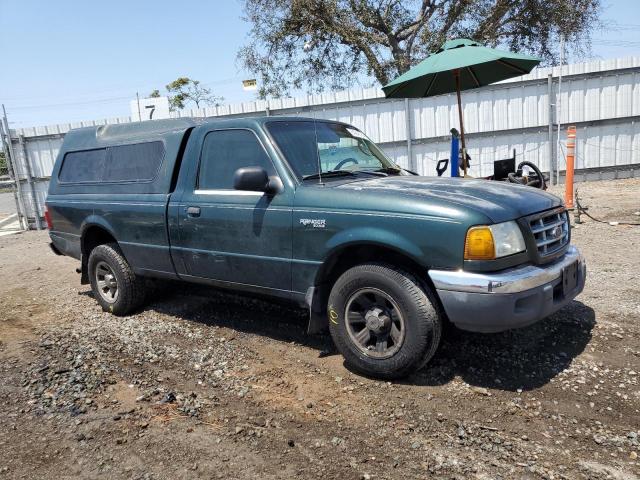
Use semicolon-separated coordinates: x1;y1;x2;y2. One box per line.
507;161;546;190
575;196;640;226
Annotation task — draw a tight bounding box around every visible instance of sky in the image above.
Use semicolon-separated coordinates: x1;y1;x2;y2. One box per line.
1;0;639;128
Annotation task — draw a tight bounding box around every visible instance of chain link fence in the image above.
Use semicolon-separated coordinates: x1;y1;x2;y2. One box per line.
0;152;8;178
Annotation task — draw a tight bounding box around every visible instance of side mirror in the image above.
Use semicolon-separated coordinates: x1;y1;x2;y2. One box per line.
233;167;281;194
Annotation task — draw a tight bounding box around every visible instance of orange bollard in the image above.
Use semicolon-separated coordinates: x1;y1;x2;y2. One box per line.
565;126;576;209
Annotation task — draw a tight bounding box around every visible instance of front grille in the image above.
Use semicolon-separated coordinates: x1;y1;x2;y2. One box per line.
528;208;569;257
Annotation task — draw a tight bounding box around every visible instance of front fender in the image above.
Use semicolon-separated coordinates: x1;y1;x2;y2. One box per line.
306;227;427;335
324;226;425;264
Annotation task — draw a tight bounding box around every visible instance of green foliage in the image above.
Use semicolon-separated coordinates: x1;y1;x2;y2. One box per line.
147;79;223;111
165;77;224;111
238;0;601;98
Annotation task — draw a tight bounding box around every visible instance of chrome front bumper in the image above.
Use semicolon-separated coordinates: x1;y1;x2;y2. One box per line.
428;246;586;333
429;246;584;294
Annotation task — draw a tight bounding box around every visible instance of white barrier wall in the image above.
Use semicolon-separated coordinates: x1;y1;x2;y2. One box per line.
2;56;639;225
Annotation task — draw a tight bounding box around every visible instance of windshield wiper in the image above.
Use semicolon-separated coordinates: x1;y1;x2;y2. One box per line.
302;169;390;181
375;166;401;173
353;169;388;177
302;169;357;181
375;166;418;176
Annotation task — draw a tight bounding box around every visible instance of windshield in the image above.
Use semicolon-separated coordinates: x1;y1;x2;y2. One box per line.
266;120;398;180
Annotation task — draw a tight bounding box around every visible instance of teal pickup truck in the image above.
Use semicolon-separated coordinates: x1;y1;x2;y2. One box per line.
46;117;585;379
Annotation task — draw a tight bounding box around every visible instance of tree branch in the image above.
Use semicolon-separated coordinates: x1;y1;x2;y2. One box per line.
238;0;602;97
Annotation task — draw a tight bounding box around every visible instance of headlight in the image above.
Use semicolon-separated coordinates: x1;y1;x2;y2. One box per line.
464;221;526;260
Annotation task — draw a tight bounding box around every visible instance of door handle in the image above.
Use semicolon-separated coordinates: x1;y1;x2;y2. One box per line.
186;206;201;217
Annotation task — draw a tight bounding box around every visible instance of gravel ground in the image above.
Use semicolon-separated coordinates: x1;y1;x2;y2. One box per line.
0;178;639;479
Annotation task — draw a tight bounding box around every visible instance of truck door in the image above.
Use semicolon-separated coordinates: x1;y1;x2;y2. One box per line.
172;127;292;291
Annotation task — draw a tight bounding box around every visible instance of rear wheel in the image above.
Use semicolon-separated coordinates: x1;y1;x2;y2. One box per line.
328;263;442;379
88;243;146;315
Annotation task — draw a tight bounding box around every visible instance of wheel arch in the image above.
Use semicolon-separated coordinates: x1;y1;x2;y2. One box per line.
79;219;119;285
307;240;438;334
315;241;429;288
81;224;118;255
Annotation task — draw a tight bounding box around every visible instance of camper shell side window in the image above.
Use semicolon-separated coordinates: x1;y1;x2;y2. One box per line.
58;141;165;184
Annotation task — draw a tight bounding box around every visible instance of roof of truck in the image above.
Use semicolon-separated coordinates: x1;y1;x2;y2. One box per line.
62;116;348;150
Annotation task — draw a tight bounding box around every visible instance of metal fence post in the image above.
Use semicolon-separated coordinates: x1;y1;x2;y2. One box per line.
547;74;556;185
0;120;22;229
1;105;28;230
404;98;414;172
19;134;43;230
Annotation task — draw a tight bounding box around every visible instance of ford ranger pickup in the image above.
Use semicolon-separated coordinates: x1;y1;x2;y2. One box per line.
46;117;586;379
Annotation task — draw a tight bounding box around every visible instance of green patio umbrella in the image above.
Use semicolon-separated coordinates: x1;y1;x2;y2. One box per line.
382;39;541;176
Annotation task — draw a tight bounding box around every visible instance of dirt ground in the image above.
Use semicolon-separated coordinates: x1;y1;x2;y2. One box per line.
1;178;639;480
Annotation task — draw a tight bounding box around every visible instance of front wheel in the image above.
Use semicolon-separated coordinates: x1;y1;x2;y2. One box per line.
88;243;146;315
328;263;442;379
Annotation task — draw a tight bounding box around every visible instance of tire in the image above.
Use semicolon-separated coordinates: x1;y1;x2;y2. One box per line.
88;243;146;315
328;263;442;379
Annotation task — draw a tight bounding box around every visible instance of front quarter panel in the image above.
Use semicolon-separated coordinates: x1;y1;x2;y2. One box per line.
291;183;485;292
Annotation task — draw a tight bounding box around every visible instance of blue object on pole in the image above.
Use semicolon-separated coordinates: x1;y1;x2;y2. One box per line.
450;129;460;177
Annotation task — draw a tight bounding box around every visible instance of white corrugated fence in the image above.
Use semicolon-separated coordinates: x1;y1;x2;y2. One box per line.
1;56;639;228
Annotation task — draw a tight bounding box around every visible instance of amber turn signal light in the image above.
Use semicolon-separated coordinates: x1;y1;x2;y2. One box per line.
464;226;495;260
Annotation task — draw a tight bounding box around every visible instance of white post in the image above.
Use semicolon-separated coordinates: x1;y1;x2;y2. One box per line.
555;34;565;185
404;98;414;172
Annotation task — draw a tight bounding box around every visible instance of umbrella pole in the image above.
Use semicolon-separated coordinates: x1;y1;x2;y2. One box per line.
454;69;467;176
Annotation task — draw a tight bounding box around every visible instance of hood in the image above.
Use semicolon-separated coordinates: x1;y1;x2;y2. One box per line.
334;176;562;223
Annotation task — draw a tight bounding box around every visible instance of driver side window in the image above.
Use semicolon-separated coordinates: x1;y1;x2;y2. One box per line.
198;129;275;190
